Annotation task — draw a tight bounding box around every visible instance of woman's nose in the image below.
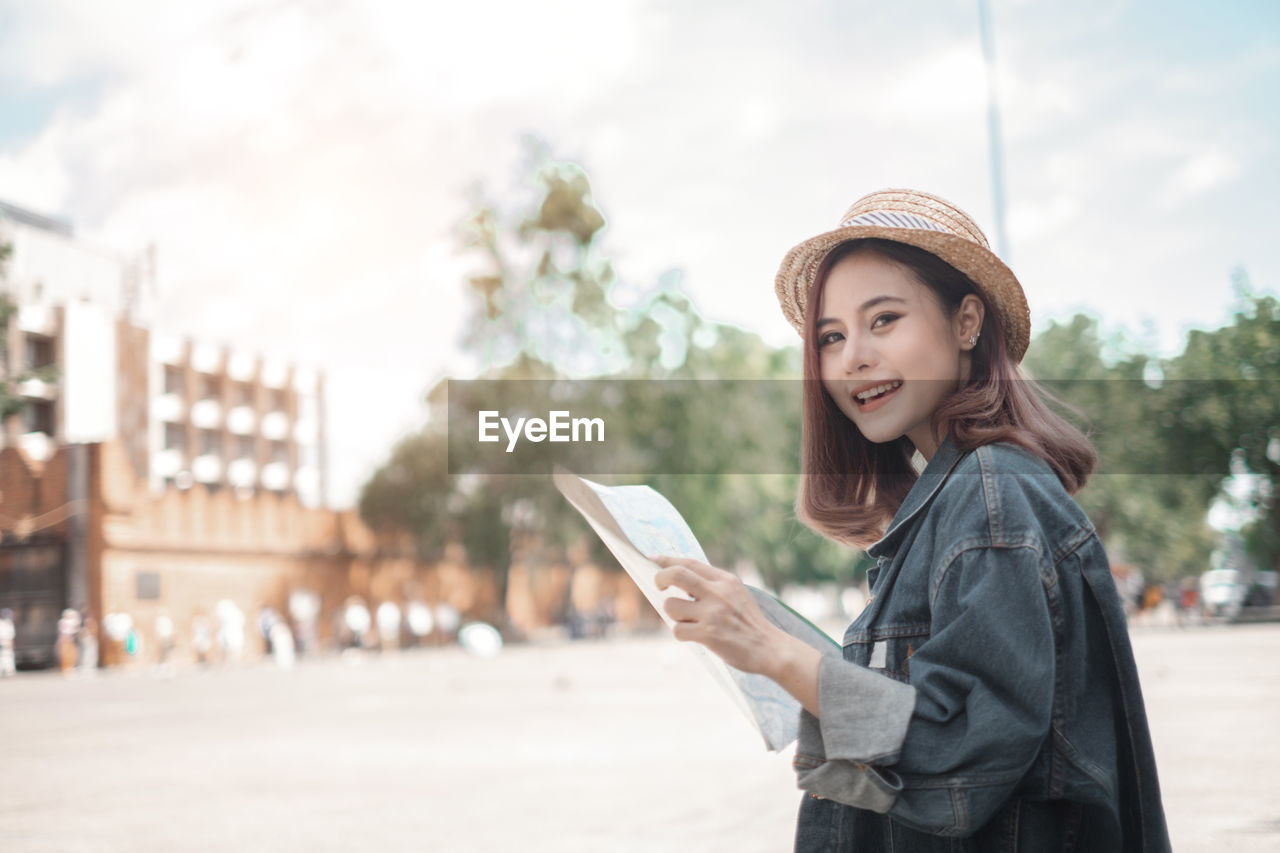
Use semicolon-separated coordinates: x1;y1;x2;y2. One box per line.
841;333;873;373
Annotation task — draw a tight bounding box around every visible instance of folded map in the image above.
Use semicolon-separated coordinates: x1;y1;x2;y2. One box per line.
553;468;841;752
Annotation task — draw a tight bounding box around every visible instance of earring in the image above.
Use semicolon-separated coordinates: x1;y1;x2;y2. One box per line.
967;334;979;347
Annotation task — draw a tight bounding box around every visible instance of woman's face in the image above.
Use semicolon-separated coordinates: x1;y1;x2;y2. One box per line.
816;250;974;460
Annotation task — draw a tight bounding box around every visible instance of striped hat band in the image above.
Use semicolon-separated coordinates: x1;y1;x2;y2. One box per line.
839;211;949;233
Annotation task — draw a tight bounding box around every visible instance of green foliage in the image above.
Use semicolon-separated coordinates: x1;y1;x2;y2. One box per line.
1022;295;1280;581
1023;313;1219;581
357;429;450;559
1156;276;1280;571
0;241;34;421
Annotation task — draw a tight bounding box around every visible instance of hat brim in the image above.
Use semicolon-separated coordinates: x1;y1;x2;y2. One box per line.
775;225;1030;363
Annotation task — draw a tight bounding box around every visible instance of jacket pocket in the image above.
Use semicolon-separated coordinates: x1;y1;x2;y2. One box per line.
847;623;930;684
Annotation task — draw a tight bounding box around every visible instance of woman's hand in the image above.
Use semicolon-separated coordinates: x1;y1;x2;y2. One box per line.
653;556;822;716
653;556;782;675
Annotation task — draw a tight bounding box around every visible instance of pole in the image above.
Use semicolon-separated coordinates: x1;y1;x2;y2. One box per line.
978;0;1011;261
66;443;89;611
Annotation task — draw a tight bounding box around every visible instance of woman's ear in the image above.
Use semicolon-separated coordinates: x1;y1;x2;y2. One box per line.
956;294;985;349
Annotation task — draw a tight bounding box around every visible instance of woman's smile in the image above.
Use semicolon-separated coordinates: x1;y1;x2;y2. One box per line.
851;379;903;412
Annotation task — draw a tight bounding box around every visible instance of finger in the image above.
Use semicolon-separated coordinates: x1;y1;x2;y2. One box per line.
662;596;697;623
671;620;703;643
654;556;730;582
654;566;710;599
680;560;730;582
653;555;700;570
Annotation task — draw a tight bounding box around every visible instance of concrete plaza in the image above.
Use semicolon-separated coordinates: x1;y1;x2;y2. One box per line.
1;623;1277;851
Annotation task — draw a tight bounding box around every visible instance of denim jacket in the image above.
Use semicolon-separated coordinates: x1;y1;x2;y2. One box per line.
794;436;1171;852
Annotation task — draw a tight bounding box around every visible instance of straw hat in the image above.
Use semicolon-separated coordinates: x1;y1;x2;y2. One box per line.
775;188;1030;362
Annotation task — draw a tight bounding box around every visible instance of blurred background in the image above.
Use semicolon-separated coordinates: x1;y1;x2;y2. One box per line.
0;1;1277;850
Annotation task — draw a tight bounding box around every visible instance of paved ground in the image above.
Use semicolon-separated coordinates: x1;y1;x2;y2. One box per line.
1;623;1278;852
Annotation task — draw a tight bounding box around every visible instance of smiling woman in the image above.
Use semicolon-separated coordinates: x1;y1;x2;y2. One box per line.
654;189;1172;852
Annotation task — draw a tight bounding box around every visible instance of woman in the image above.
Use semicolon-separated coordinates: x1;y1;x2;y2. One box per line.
654;189;1170;851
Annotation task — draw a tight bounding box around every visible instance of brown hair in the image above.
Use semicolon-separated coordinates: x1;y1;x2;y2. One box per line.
797;239;1097;549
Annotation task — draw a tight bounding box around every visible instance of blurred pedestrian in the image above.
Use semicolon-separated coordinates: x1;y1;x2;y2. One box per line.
216;600;246;665
406;601;434;648
192;613;213;666
269;619;295;669
1176;580;1201;628
1143;583;1164;613
433;602;461;645
77;612;99;676
341;598;371;650
57;608;80;676
0;608;16;677
155;610;176;677
258;606;285;657
376;601;402;651
102;612;133;667
288;590;320;658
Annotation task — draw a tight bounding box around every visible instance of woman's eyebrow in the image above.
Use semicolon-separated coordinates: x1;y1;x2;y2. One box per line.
859;295;907;312
816;295;908;328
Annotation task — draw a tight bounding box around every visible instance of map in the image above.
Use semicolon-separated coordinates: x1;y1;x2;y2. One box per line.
553;468;840;752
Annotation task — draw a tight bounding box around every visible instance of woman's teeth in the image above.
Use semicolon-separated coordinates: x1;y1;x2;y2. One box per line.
855;380;902;402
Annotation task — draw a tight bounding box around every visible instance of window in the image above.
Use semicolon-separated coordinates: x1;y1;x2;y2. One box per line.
163;365;184;395
23;400;55;435
236;435;256;460
135;571;161;601
269;441;289;465
24;335;54;370
199;429;220;456
199;374;221;401
164;423;186;452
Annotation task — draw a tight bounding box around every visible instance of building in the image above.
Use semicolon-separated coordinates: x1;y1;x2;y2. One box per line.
0;199;326;507
0;200;498;667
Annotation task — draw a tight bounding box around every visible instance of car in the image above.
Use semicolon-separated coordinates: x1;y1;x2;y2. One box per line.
1200;568;1246;620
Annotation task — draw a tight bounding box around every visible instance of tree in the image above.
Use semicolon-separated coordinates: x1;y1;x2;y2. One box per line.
360;144;864;631
1023;314;1217;581
1158;278;1280;572
0;239;45;422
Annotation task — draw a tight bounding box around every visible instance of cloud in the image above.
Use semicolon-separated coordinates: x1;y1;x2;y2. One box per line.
0;129;72;214
1008;193;1078;243
1159;150;1243;206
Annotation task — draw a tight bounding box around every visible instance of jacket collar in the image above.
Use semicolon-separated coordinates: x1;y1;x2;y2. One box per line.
866;434;969;560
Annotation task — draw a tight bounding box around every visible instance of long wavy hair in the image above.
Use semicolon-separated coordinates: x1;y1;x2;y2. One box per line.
797;238;1096;549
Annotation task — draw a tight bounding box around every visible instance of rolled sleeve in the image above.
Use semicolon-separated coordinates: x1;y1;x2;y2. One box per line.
793;657;916;812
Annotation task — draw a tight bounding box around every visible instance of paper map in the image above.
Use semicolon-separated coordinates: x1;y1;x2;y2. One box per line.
553;468;840;752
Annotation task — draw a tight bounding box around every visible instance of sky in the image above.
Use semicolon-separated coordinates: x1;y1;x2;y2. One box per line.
0;0;1277;507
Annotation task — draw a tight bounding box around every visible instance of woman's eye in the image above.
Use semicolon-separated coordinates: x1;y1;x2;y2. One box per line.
871;313;899;329
818;330;844;347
